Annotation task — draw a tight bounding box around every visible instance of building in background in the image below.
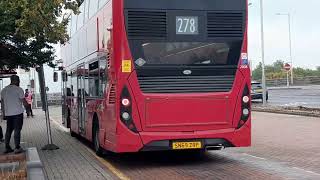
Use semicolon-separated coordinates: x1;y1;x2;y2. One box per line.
1;65;62;108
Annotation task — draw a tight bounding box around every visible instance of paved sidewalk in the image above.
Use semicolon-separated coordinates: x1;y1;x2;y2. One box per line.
0;107;115;180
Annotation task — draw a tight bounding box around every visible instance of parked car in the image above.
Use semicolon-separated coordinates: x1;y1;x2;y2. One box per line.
251;81;268;101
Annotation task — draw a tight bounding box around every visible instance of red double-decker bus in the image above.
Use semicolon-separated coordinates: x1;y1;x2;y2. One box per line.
61;0;250;155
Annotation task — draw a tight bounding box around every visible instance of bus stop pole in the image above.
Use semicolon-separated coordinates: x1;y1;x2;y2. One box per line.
259;0;267;106
37;65;59;150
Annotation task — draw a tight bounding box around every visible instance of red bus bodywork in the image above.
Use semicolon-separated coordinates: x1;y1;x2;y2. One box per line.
61;0;251;153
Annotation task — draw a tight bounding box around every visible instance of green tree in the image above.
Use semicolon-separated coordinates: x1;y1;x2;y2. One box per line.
252;62;262;80
0;0;80;69
252;60;320;80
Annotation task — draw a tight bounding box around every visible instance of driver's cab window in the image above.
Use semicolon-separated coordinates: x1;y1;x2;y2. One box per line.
99;57;107;97
89;61;99;97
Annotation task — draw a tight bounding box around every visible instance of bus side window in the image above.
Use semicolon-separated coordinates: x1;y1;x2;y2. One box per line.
99;58;107;97
89;61;99;97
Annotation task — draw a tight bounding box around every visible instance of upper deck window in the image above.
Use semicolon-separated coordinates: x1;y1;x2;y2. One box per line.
99;0;108;9
85;0;90;20
77;4;85;29
71;14;77;35
67;16;71;37
89;0;99;19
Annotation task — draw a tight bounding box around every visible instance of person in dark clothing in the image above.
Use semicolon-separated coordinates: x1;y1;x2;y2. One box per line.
0;125;3;142
0;99;4;143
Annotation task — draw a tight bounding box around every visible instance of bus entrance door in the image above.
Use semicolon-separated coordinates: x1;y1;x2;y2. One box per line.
77;65;86;134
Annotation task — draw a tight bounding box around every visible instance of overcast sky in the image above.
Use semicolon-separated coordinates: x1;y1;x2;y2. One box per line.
248;0;320;69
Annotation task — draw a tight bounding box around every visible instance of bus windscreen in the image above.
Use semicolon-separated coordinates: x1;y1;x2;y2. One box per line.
133;41;242;67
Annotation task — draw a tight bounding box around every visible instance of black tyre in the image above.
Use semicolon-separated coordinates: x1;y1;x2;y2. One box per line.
66;109;71;128
70;130;77;137
93;121;103;156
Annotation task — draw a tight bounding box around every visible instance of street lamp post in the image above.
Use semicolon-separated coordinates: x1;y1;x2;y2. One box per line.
276;13;293;85
259;0;267;106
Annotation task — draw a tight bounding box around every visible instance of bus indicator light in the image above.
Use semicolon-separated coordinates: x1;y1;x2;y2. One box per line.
242;96;250;103
122;98;130;106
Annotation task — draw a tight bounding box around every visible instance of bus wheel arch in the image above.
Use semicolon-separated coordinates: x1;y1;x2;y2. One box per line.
68;108;77;137
92;113;103;156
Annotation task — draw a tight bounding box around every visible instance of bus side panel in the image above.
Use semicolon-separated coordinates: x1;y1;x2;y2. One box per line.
84;99;99;142
232;120;251;147
99;1;118;152
116;121;144;153
70;97;79;134
102;89;118;152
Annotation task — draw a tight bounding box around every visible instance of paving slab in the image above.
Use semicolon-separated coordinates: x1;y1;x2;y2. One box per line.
0;108;116;180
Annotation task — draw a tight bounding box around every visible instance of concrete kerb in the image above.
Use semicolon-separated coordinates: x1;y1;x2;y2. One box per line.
268;85;320;90
267;87;302;90
26;147;46;180
252;106;320;118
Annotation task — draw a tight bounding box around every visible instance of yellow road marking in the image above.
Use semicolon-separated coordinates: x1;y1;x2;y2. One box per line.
86;147;130;180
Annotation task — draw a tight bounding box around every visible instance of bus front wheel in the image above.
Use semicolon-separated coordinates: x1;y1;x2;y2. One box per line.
67;109;71;128
70;130;77;137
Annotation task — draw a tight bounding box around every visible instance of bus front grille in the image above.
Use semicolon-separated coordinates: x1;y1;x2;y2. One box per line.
126;11;167;39
138;75;234;93
207;12;244;38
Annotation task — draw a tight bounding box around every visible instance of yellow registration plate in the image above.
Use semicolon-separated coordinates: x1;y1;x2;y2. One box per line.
172;141;202;150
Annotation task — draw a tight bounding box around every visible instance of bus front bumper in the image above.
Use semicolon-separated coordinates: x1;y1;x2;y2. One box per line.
115;121;251;152
139;124;251;151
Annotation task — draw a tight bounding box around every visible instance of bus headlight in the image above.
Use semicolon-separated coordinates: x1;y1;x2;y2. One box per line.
242;108;249;116
122;112;130;121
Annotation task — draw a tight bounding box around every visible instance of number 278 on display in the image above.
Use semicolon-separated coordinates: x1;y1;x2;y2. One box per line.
176;16;199;35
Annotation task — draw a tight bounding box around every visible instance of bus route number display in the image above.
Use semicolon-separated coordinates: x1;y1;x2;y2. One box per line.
176;16;199;35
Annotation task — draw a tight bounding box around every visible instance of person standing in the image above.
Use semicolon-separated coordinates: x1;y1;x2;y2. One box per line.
0;125;3;143
1;75;27;154
0;100;4;143
25;89;34;117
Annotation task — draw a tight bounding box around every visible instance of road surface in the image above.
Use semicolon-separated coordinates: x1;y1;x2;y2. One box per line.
90;112;320;180
253;85;320;108
49;107;320;180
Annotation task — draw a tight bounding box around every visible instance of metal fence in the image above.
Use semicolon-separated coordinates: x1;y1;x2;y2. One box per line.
266;76;320;87
34;93;61;107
